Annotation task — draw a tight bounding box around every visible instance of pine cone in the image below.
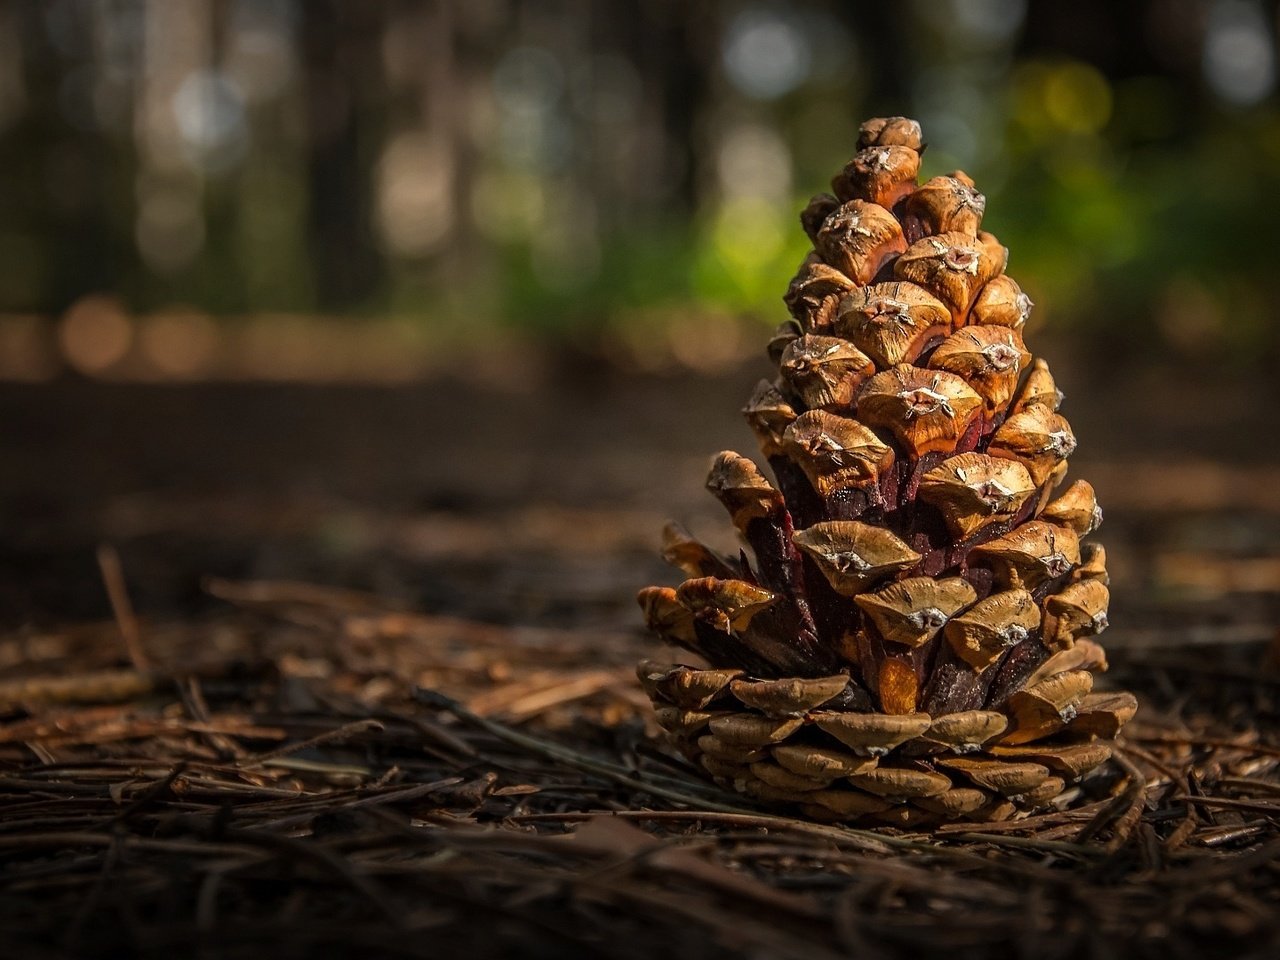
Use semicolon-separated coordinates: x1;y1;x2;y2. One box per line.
637;117;1137;827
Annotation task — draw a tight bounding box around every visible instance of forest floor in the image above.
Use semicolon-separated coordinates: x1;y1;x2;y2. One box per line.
2;345;1279;959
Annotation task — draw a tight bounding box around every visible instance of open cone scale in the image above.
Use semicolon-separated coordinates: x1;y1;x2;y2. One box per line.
637;116;1138;826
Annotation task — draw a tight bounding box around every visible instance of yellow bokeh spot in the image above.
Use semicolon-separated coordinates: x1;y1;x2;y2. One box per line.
711;196;787;272
1043;62;1112;135
470;170;546;243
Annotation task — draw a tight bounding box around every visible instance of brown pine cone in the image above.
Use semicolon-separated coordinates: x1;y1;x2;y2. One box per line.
637;116;1136;828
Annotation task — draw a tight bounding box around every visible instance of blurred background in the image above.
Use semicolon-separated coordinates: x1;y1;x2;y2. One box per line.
1;0;1277;635
2;0;1280;378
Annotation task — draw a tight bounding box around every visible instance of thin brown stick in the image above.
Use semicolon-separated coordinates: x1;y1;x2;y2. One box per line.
96;544;150;672
1128;732;1280;758
234;719;386;769
1176;795;1280;815
0;671;157;709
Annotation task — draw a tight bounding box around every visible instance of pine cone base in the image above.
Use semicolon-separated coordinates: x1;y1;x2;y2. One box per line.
641;660;1136;825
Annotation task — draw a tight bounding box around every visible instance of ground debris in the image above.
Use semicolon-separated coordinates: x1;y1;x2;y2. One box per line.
1;578;1278;959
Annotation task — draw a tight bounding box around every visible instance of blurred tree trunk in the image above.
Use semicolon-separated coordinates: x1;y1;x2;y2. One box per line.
626;0;713;215
299;0;387;311
4;3;131;314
